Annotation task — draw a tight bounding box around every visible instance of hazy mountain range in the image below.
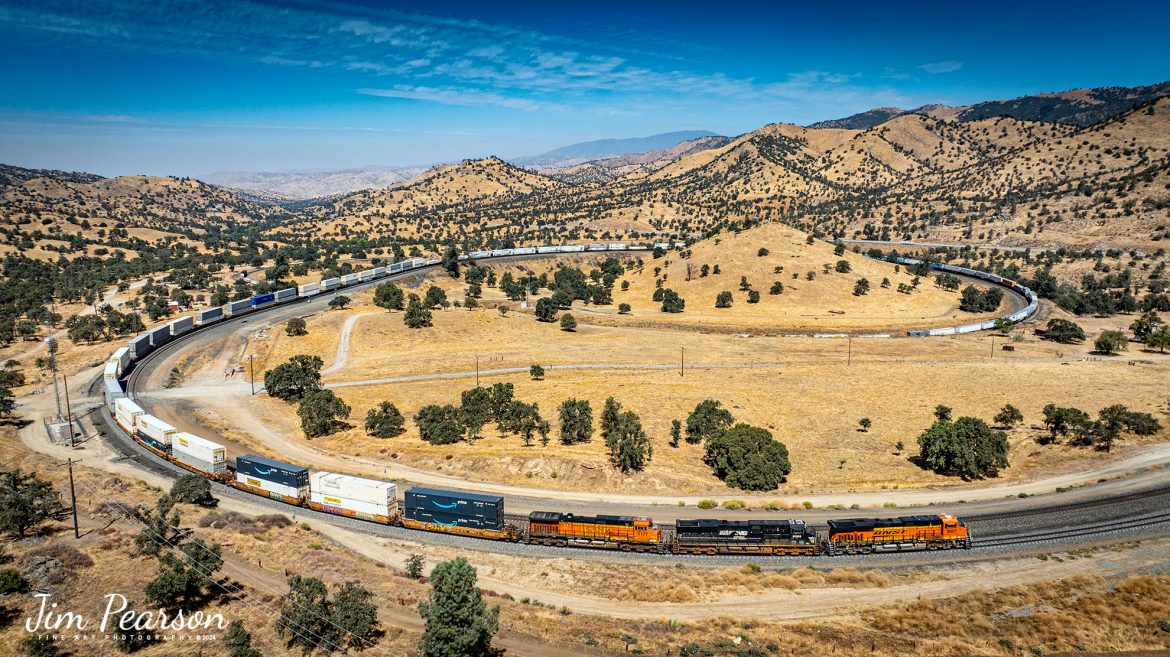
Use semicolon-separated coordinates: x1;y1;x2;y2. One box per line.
203;130;725;200
201;165;431;202
4;83;1168;261
24;81;1169;210
510;130;721;169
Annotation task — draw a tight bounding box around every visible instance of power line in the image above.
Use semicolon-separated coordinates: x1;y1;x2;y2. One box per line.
70;479;332;657
69;475;396;656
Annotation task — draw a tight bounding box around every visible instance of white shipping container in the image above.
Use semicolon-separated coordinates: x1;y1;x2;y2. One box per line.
114;398;145;431
173;450;225;476
310;492;393;518
172;432;226;464
103;379;125;406
136;415;176;445
340;273;359;286
310;472;395;507
104;362;119;380
298;282;320;296
321;277;340;290
358;269;374;281
110;347;131;375
236;472;304;499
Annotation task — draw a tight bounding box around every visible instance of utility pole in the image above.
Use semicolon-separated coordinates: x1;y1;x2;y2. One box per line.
62;371;75;448
247;355;255;395
475;356;480;387
46;338;63;422
990;335;995;359
847;337;853;366
680;347;685;377
64;458;80;539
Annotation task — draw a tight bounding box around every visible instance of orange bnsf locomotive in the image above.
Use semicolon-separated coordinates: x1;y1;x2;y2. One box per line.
824;513;971;554
527;512;667;552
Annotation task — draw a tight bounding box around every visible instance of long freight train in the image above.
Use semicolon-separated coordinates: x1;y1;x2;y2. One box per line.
107;395;971;556
98;244;987;559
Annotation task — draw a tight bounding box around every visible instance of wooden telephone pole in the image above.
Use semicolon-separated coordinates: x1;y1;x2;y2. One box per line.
62;458;81;539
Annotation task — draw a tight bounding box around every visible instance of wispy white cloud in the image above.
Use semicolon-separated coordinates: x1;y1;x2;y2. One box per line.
919;60;963;74
882;67;913;81
357;85;561;112
0;0;900;119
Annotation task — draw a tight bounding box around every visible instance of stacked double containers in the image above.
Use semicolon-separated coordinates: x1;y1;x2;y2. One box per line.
226;299;252;317
135;414;176;455
195;306;223;326
169;315;194;337
251;292;276;310
147;325;171;348
309;472;397;524
110;346;131;378
114;398;144;434
235;454;308;503
403;486;505;535
172;433;227;478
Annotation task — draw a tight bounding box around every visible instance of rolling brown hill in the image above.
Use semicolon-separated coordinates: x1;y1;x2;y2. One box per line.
0;166;281;261
809;80;1170;128
270;94;1168;251
271;156;567;243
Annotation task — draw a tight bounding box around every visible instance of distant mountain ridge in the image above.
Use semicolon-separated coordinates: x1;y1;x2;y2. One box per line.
202;165;429;201
0;163;105;188
806;107;906;130
808;80;1170;129
513;130;722;169
540;135;735;185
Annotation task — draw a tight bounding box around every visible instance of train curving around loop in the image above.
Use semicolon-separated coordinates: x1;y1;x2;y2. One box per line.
96;243;997;558
893;257;1039;337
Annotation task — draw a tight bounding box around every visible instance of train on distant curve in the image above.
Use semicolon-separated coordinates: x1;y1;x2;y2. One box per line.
892;256;1039;336
96;244;989;558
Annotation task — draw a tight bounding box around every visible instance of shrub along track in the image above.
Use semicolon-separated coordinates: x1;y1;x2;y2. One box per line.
107;253;1170;565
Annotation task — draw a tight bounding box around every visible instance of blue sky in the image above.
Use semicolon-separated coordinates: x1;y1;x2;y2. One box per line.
1;0;1167;177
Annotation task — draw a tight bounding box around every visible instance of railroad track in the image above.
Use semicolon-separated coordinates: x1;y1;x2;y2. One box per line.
96;397;1170;567
975;510;1170;549
97;250;1170;564
966;485;1170;523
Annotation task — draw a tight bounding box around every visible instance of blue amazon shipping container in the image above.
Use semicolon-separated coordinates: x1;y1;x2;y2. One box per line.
404;487;502;523
236;454;308;489
251;292;276;308
136;432;172;455
404;507;502;531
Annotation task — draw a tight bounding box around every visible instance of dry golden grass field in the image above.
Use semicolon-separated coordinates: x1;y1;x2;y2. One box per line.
609;222;1003;331
239;267;1169;495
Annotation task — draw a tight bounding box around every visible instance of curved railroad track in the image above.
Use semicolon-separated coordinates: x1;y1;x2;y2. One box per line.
104;251;1170;565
